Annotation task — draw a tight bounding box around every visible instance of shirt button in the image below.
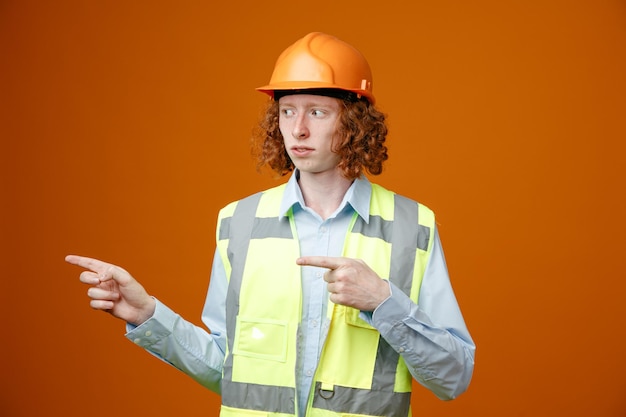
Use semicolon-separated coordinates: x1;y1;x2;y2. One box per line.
145;330;152;337
310;320;318;328
306;369;313;377
133;338;141;344
398;347;405;353
319;227;327;233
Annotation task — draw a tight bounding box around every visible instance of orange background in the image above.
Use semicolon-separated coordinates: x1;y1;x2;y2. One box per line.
2;1;625;416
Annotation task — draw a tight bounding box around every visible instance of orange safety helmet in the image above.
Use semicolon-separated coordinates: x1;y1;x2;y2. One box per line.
256;32;375;104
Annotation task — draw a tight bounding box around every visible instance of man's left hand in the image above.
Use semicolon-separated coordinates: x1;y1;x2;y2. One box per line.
296;256;391;311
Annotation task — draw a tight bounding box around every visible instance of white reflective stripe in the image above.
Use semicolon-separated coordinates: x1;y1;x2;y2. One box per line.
311;381;411;416
389;194;419;296
221;380;296;414
251;217;293;239
351;214;393;241
223;192;263;385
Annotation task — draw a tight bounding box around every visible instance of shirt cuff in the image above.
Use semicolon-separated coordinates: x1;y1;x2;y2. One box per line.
124;298;178;349
370;281;414;336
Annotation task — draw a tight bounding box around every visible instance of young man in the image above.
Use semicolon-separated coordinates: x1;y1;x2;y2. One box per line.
67;32;475;417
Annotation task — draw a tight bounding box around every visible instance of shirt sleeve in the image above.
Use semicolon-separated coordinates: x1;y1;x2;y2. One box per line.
367;225;476;400
124;250;228;394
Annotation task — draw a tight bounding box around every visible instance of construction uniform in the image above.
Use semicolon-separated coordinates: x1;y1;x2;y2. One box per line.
126;173;475;417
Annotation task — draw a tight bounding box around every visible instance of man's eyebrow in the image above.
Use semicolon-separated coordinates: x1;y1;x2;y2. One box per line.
279;101;338;109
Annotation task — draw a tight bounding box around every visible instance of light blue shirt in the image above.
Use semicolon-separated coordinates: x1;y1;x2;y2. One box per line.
127;173;476;416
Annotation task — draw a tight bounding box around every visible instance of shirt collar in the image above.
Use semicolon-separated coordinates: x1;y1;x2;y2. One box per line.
279;170;372;222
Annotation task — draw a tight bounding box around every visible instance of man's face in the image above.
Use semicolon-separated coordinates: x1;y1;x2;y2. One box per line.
278;94;342;177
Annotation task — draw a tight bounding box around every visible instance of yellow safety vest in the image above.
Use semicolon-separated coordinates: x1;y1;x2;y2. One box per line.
216;183;435;417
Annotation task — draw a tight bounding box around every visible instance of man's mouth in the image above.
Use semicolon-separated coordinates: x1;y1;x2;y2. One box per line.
291;146;314;156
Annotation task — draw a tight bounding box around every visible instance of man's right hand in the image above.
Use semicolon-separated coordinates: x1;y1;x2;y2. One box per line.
66;255;156;326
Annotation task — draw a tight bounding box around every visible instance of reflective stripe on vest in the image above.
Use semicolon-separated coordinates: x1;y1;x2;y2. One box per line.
216;183;434;417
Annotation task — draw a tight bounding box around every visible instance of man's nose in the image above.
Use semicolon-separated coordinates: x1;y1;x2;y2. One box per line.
292;115;309;139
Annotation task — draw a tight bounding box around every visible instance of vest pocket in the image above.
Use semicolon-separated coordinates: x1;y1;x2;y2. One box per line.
233;316;289;362
316;306;379;390
344;306;377;330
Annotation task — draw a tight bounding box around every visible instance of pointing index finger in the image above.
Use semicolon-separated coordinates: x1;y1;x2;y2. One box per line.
65;255;112;275
296;256;344;270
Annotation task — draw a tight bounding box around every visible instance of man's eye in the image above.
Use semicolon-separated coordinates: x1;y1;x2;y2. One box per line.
312;110;325;117
281;109;294;116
